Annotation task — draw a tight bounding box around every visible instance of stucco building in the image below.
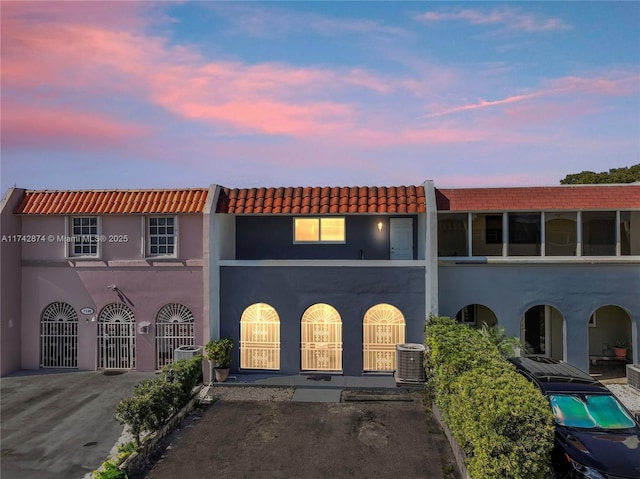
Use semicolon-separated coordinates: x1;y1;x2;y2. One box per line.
1;181;639;377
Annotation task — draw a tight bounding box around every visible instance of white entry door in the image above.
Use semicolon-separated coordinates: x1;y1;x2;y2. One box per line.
390;218;413;259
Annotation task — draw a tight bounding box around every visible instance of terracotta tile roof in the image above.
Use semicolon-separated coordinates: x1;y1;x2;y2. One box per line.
216;185;426;214
436;185;640;211
16;189;209;215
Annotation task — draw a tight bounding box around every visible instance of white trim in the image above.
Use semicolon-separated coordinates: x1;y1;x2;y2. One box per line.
438;256;640;264
218;259;427;267
293;217;346;244
65;215;102;259
145;215;179;258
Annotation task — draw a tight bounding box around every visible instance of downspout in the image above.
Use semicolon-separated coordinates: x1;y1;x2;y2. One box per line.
424;180;439;318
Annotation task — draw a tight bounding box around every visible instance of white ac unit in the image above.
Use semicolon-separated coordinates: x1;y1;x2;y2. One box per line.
394;343;426;384
174;345;203;361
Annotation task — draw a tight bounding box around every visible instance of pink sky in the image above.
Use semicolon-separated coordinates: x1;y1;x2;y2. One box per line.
1;1;638;191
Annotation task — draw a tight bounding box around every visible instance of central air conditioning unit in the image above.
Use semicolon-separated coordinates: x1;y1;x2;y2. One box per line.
628;364;640;391
174;345;203;361
394;343;426;385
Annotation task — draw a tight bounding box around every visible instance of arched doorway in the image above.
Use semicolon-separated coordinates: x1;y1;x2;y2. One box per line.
588;305;633;372
363;304;406;372
155;303;195;369
240;303;280;370
520;305;564;360
98;303;136;369
40;302;78;368
301;303;342;371
455;304;497;328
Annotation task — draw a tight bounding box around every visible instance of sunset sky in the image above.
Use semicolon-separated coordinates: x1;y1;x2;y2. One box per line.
1;1;638;192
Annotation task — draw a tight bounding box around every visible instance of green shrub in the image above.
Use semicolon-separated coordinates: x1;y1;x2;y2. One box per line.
115;355;202;446
425;316;554;479
92;459;127;479
162;355;202;405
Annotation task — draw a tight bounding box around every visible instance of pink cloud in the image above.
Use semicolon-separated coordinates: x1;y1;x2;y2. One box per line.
169;100;354;136
2;103;147;149
415;8;570;32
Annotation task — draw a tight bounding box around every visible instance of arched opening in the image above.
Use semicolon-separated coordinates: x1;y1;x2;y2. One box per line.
40;302;78;368
98;303;136;369
240;303;280;370
363;304;406;372
155;303;195;369
588;305;632;379
520;305;564;360
301;303;342;371
455;304;498;328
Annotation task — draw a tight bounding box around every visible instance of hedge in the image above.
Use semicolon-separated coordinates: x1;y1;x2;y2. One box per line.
425;316;554;479
115;355;202;446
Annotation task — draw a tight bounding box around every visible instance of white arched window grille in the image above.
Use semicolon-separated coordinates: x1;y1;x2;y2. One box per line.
156;303;195;369
98;303;136;370
240;303;280;370
301;303;342;371
40;302;78;368
363;304;406;372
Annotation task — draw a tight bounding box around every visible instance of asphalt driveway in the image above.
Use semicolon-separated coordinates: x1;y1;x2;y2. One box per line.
0;370;155;479
142;391;459;479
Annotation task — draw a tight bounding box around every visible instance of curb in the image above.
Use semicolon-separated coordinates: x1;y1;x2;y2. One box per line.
431;403;472;479
118;385;204;478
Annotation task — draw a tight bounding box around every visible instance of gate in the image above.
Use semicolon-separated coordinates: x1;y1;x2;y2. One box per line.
363;304;405;372
240;303;280;370
155;303;195;369
40;302;78;368
301;303;342;371
98;303;135;369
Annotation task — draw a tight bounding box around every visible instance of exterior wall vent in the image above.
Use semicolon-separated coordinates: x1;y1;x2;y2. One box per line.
394;343;426;384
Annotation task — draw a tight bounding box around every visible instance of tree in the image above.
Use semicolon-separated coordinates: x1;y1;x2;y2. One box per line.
560;164;640;184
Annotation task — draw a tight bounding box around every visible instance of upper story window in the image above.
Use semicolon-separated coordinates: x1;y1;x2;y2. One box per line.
582;211;615;256
620;211;640;255
472;214;503;256
147;216;177;257
440;210;639;258
545;213;577;256
294;217;345;243
68;216;100;257
437;213;468;256
508;213;541;256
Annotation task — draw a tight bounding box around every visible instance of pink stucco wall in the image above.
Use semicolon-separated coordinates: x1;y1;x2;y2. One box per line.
1;188;24;376
21;214;203;262
12;212;205;374
21;267;204;372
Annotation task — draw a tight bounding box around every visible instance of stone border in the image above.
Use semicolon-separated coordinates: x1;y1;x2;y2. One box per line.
431;403;472;479
118;385;204;478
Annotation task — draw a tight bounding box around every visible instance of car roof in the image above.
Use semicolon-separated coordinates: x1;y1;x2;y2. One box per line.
508;356;606;392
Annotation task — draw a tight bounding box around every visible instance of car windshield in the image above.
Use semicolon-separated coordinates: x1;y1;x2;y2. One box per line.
549;394;636;429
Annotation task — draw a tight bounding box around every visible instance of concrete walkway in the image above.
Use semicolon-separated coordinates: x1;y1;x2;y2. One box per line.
208;373;423;402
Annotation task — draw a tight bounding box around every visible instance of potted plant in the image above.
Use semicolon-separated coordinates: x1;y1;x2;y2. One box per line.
204;337;234;382
613;340;628;360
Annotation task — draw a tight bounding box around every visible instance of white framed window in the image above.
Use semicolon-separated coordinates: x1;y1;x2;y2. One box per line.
146;216;177;257
67;216;100;258
294;217;345;243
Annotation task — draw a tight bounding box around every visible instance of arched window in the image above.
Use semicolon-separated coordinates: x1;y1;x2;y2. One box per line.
98;303;135;369
240;303;280;370
156;303;195;369
40;302;78;368
363;304;405;372
301;303;342;371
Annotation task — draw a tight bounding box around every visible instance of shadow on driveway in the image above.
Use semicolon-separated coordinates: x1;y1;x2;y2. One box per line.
1;370;155;479
142;392;459;479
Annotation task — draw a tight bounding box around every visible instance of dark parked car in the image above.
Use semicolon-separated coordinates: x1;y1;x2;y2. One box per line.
509;356;640;479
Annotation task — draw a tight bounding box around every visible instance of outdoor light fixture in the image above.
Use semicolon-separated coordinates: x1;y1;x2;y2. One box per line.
106;284;117;291
377;221;383;232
